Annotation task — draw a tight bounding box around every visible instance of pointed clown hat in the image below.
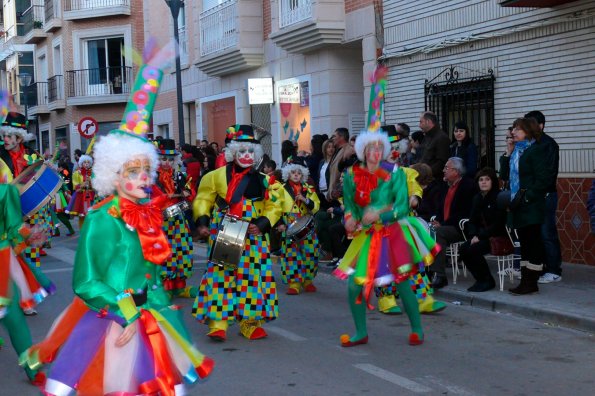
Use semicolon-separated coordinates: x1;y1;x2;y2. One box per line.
91;39;175;196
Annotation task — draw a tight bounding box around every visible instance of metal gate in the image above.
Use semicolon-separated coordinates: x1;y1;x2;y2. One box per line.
250;104;272;158
424;66;496;169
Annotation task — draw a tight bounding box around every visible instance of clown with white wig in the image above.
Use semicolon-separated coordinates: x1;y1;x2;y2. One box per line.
333;128;440;348
20;40;214;396
65;153;97;228
277;156;320;295
192;124;283;342
373;125;448;316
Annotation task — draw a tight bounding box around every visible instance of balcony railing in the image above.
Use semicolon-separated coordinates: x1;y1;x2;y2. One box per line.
66;66;132;98
200;0;237;57
45;0;57;21
28;82;49;107
279;0;312;28
23;2;45;34
64;0;130;11
178;26;188;64
48;75;64;102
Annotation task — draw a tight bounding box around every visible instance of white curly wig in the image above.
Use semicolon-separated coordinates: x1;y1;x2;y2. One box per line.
281;163;309;183
92;133;158;196
224;141;263;167
0;125;35;142
354;130;391;162
78;154;93;167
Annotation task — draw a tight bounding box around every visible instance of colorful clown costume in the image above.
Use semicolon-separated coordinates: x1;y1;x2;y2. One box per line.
279;181;320;294
192;161;282;341
21;196;214;395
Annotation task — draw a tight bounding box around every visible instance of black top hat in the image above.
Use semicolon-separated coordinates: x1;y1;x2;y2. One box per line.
2;112;27;130
285;155;307;168
381;124;402;143
226;124;258;143
156;138;178;155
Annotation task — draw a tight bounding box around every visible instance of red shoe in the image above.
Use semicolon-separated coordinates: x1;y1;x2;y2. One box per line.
303;283;317;293
39;249;48;257
408;332;424;346
249;326;268;340
340;335;368;347
30;371;46;387
207;329;227;342
286;287;300;295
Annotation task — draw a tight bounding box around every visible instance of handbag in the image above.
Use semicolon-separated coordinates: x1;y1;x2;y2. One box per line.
489;236;514;256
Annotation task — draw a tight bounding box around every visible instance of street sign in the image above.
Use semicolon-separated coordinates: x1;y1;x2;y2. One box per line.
77;117;98;139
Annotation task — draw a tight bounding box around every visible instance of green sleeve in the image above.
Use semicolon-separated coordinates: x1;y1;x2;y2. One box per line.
3;185;25;245
342;167;359;221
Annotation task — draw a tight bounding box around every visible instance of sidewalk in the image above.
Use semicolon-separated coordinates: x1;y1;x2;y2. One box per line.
433;261;595;334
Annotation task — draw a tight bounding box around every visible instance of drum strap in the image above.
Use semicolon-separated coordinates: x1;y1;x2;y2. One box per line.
226;167;251;215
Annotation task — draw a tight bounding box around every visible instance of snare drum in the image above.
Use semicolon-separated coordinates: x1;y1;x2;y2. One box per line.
163;201;190;219
286;214;316;243
12;161;63;219
209;215;250;270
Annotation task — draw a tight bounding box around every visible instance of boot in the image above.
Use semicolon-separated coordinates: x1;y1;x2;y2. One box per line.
509;266;539;295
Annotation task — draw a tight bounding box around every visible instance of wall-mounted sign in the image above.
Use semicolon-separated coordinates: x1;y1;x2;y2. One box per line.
278;83;300;103
77;116;98;139
247;77;274;104
300;81;309;107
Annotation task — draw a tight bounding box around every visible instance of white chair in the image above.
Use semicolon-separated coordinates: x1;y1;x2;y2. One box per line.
430;216;467;284
484;226;521;291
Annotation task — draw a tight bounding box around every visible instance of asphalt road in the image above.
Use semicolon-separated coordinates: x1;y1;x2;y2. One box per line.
1;235;594;395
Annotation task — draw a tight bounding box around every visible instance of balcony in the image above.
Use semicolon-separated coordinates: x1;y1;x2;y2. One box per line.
196;0;264;77
66;66;132;106
44;0;63;32
269;0;345;53
178;26;189;65
500;0;578;6
27;82;50;115
63;0;131;21
23;1;48;44
47;75;66;111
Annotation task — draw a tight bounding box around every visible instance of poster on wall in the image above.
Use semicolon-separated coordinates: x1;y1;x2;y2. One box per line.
247;78;274;105
278;80;311;154
278;83;300;103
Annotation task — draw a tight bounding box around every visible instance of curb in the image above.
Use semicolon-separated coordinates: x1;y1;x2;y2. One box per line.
435;288;595;334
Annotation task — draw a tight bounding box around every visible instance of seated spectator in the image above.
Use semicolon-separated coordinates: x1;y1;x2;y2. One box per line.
459;168;507;292
428;157;478;289
450;121;478;178
410;163;446;223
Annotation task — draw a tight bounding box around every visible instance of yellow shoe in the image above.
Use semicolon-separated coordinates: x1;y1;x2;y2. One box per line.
418;295;447;314
239;319;268;340
178;286;198;298
378;295;402;315
207;319;228;341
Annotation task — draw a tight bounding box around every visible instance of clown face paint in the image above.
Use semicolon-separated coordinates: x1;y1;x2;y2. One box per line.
235;145;255;168
365;142;384;166
159;156;175;169
81;160;92;169
116;156;152;202
2;134;20;151
289;169;303;183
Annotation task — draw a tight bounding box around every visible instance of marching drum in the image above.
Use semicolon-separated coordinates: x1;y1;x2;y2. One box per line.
12;161;63;219
209;215;250;270
286;214;316;243
163;201;190;219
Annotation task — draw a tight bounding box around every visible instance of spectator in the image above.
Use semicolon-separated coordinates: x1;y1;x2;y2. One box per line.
419;111;450;180
72;149;82;172
349;135;357;146
307;134;325;186
281;140;297;165
200;139;209;150
409;130;424;165
525;110;562;284
317;139;335;210
396;122;410;138
428;157;478;289
262;159;276;175
459;167;507;292
410;162;446;222
500;117;548;295
184;146;202;190
325;127;356;203
200;154;216;178
450;121;478;178
210;141;220;153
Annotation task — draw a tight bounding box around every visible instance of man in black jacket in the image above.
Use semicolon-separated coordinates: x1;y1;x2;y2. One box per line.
429;157;478;289
419;111;451;180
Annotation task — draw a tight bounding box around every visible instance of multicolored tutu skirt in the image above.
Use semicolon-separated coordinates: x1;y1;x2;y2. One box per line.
21;298;214;396
66;189;97;216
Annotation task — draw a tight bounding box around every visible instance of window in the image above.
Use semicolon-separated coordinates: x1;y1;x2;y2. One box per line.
86;37;125;89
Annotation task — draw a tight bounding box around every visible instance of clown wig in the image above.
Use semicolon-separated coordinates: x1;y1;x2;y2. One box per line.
92;133;158;196
0;125;35;142
354;130;391;162
281;163;310;183
78;154;94;168
224;141;264;167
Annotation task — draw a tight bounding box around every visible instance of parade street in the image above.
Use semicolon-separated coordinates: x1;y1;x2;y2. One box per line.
1;234;593;396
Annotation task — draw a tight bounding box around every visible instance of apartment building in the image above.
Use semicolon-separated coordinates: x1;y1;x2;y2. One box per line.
148;0;384;159
0;0;145;158
381;0;595;264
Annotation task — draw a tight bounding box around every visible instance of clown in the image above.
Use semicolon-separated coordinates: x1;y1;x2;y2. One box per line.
192;124;282;342
334;129;440;347
65;154;97;228
374;125;447;315
277;157;320;294
151;138;194;297
20;42;214;395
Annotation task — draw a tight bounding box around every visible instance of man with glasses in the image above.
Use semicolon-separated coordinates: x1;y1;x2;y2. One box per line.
428;157;477;289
